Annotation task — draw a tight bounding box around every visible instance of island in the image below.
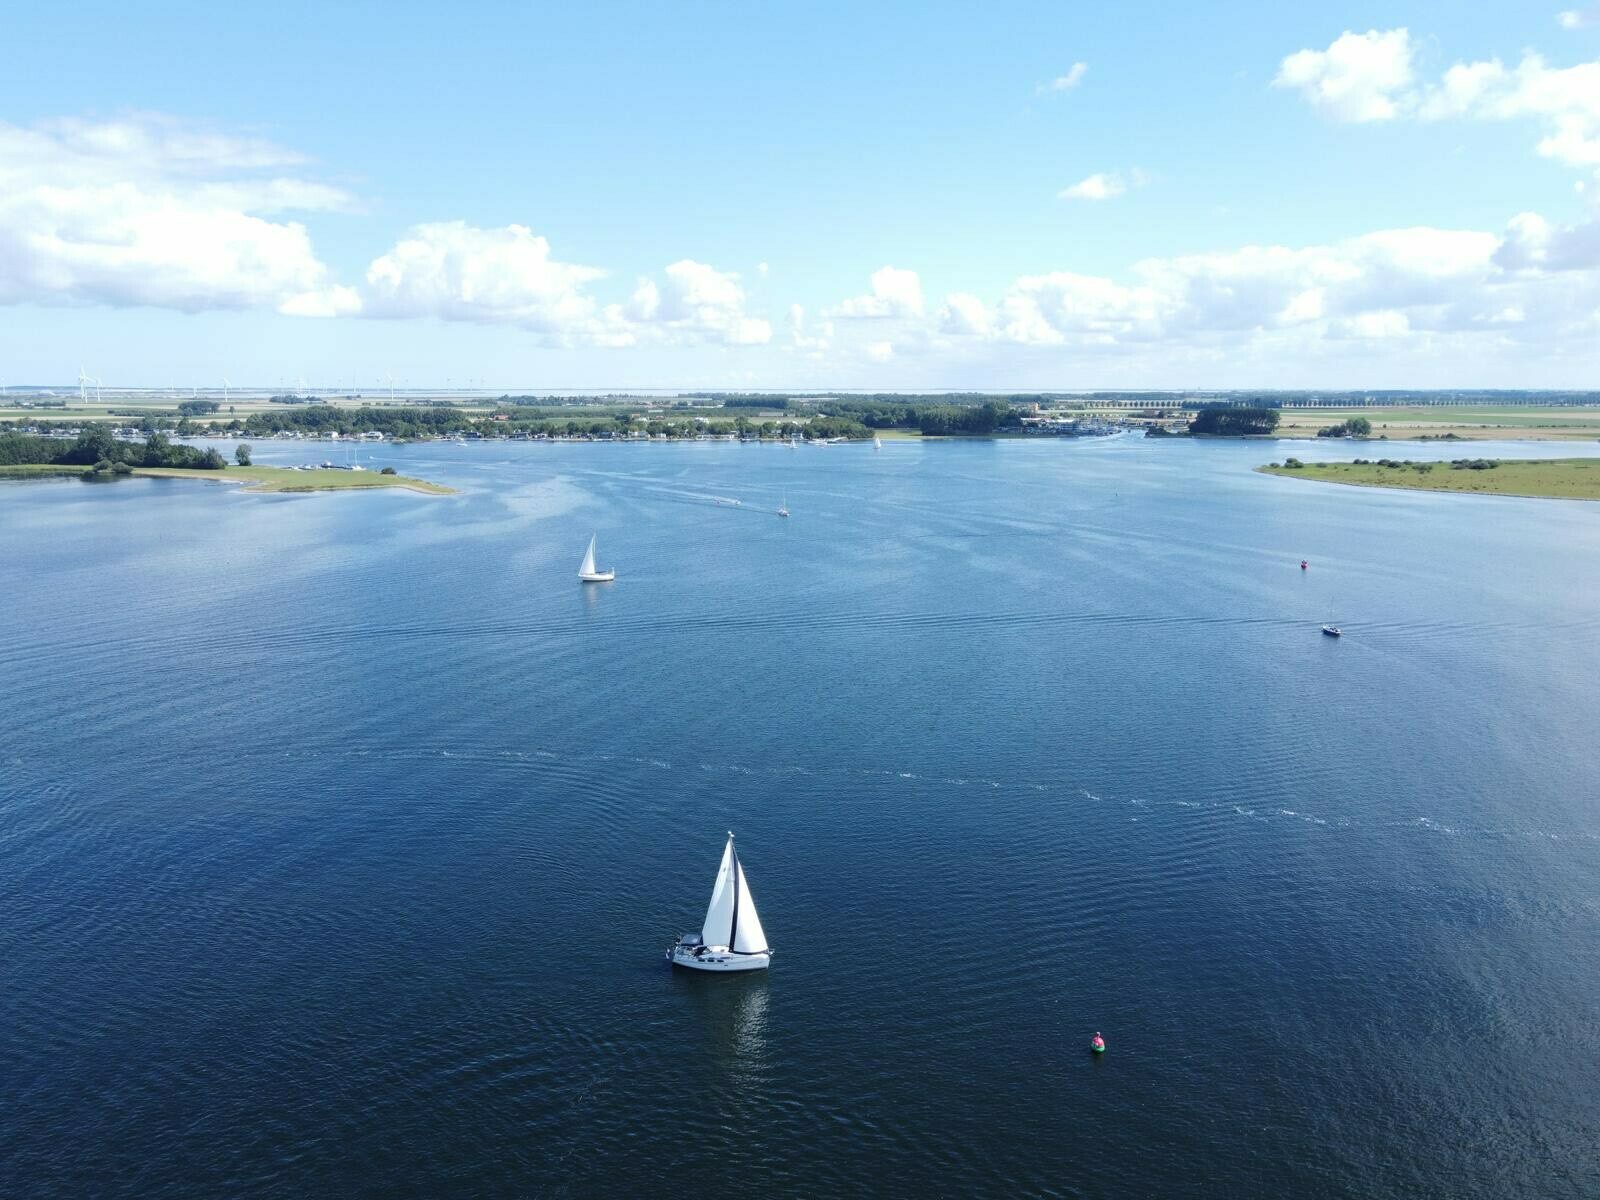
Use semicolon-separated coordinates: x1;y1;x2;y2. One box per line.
1257;457;1600;501
0;431;453;494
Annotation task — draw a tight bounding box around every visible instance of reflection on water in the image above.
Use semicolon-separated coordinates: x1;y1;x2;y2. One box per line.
673;972;770;1071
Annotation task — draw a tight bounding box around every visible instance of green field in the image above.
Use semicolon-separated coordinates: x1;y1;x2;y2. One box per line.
1258;457;1600;500
1274;406;1600;441
0;464;453;494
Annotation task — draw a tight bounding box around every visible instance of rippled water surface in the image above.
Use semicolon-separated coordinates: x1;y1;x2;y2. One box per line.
3;436;1598;1198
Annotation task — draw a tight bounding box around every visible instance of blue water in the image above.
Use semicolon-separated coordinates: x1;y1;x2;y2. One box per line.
3;436;1598;1198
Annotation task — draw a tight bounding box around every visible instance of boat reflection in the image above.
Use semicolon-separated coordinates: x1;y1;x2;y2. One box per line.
671;970;771;1076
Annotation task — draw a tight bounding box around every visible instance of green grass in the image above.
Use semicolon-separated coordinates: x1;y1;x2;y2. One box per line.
139;466;454;493
0;463;453;494
1274;406;1600;441
1258;457;1600;500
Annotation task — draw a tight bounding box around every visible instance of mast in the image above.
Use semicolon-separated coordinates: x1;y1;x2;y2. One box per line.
728;832;740;952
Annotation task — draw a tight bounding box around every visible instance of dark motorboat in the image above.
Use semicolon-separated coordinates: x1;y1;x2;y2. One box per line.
1321;625;1342;637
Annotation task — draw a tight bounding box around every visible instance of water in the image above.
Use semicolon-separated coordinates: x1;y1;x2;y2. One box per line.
3;436;1598;1198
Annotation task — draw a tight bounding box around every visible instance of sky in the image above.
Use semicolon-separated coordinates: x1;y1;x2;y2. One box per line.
2;1;1599;391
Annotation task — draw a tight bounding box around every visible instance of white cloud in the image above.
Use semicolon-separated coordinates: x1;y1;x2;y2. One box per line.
1281;31;1600;172
0;114;356;316
364;222;610;338
1330;310;1411;339
1275;28;1416;121
1495;209;1600;269
788;304;831;354
1422;53;1600;169
1057;169;1146;201
1039;62;1088;93
364;227;768;346
865;341;894;362
652;259;771;344
924;221;1595;354
1058;172;1124;201
1558;8;1599;30
830;266;924;317
939;292;993;335
757;261;769;276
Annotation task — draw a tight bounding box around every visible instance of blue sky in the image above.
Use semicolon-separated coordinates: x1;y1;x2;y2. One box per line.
2;2;1598;389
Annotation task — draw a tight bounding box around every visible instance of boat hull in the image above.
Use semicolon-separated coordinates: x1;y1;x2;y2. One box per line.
579;571;615;582
667;946;771;973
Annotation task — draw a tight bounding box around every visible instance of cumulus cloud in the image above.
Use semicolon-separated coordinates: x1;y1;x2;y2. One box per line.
830;266;924;317
1280;30;1600;172
1275;28;1415;121
1039;63;1088;93
0;114;357;316
651;259;771;344
788;304;831;354
1558;8;1599;30
865;341;894;362
364;222;608;335
939;292;993;336
923;221;1597;354
1058;169;1146;201
1420;53;1600;169
363;226;769;346
1495;209;1600;270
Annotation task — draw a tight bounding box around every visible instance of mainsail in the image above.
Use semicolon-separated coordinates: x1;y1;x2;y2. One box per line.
579;536;598;576
701;838;736;947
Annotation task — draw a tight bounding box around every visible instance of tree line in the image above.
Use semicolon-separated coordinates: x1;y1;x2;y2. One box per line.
0;429;227;470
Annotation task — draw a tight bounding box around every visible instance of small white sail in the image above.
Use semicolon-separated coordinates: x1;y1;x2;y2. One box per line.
731;858;768;954
701;838;737;947
579;535;597;577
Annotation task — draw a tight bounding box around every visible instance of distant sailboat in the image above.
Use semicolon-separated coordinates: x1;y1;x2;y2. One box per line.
578;534;615;582
667;833;772;972
874;435;882;450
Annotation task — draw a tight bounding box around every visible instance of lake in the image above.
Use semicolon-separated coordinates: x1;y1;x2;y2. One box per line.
3;434;1597;1198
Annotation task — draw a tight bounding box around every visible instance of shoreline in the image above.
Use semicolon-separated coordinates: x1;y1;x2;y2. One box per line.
0;464;455;495
1256;458;1600;502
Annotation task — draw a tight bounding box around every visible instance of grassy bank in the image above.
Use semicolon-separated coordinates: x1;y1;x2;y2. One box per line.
1257;457;1600;500
0;463;453;494
1274;406;1600;442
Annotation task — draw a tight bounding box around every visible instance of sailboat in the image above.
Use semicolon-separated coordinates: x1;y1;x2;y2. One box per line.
578;534;614;582
667;833;772;972
874;435;882;450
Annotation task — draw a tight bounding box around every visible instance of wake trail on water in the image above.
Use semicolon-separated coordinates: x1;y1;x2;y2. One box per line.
9;740;1590;849
4;606;1596;675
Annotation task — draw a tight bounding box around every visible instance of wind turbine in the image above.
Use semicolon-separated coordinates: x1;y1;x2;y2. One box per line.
385;372;396;403
223;377;231;405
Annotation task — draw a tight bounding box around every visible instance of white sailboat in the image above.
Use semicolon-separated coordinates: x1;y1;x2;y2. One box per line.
667;833;772;972
578;534;614;582
874;435;882;450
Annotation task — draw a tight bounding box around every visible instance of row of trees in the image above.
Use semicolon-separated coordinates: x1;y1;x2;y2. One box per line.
0;429;227;469
1188;407;1281;435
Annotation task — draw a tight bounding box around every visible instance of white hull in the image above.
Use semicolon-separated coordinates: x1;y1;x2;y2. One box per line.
668;944;771;972
579;571;615;582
